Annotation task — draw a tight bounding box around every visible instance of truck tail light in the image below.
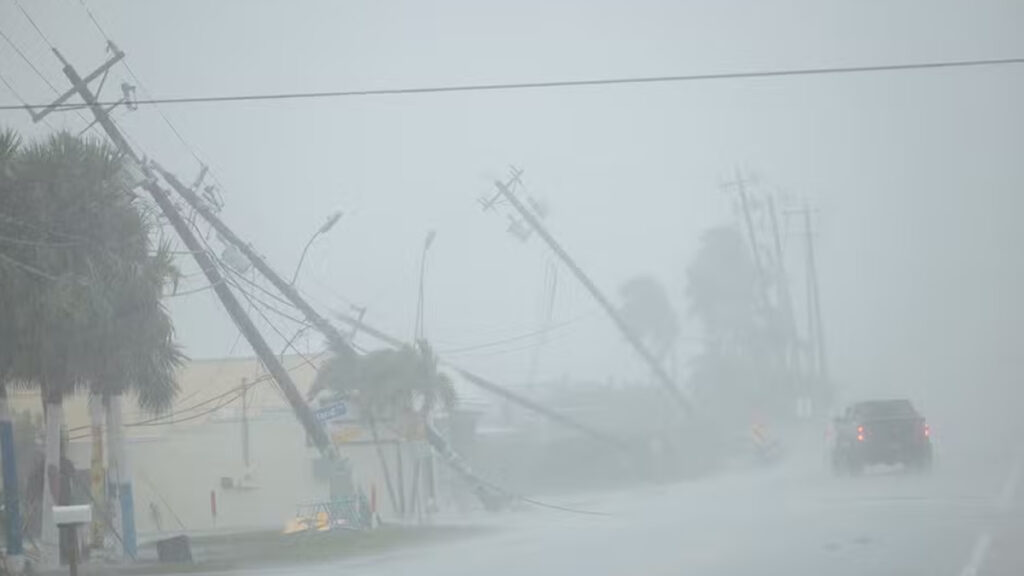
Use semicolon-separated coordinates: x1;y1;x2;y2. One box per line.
857;425;864;442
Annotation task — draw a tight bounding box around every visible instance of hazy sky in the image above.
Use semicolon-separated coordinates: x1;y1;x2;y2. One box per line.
2;0;1022;418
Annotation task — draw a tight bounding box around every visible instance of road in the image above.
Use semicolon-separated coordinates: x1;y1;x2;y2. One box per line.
205;420;1023;576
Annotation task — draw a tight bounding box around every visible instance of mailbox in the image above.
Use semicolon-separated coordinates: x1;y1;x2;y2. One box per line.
52;505;91;526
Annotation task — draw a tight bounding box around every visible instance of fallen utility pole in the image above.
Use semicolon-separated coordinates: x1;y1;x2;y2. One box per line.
43;49;337;464
490;174;691;413
331;312;632;453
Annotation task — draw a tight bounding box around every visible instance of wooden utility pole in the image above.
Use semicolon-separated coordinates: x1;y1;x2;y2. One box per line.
801;204;828;384
725;171;775;320
158;144;632;454
784;202;828;386
766;195;801;376
153;166;354;355
42;49;338;465
731;170;766;281
33;51;633;511
490;173;691;413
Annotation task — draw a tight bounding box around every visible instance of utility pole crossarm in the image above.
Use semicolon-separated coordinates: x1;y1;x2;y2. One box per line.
492;177;691;413
35;49;125;123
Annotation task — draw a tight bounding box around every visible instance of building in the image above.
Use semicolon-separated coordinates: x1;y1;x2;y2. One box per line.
9;354;437;538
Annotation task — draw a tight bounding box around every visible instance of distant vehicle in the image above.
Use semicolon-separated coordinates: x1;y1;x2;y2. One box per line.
830;399;933;475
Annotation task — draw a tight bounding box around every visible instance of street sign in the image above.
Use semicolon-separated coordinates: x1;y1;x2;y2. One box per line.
314;401;348;423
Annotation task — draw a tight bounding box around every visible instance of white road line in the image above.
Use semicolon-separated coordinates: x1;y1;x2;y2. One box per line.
958;455;1024;576
959;532;992;576
997;457;1022;511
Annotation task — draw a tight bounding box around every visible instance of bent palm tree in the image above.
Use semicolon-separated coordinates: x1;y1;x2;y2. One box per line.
312;339;455;516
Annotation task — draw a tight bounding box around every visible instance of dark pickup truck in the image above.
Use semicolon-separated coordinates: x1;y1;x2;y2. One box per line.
831;399;933;475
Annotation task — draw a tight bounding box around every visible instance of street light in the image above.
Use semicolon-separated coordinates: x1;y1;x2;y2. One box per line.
290;210;343;285
414;230;437;341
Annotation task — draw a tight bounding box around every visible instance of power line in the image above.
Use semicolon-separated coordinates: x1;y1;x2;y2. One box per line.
437;314;585;355
10;0;56;50
166;276;228;298
0;67;56;130
0;22;62;94
236;280;321;371
2;55;1022;112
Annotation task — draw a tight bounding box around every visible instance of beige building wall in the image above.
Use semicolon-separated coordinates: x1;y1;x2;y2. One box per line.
8;355;423;538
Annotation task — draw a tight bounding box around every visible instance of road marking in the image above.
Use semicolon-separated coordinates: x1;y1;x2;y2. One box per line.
997;457;1022;511
959;532;992;576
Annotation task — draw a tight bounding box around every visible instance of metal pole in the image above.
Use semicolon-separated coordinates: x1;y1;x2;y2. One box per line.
290;232;320;286
241;379;250;469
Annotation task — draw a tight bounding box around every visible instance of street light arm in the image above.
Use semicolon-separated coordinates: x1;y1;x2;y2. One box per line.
290;231;320;286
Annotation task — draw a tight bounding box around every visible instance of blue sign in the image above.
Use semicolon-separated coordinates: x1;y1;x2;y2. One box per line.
314;401;348;423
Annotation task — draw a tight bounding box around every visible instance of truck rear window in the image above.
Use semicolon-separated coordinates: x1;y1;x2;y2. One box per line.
855;399;918;419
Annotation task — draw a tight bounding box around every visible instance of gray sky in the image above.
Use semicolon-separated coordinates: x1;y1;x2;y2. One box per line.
2;0;1023;416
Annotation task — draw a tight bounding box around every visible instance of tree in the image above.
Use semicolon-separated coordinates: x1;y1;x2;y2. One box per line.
0;130;183;560
684;226;787;420
618;275;679;360
85;240;183;556
312;339;455;516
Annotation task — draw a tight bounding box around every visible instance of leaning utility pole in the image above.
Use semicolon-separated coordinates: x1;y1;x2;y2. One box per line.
488;171;690;413
801;203;828;384
150;152;633;452
724;171;774;321
766;194;801;376
730;170;767;282
153;166;353;355
37;49;338;466
785;202;828;386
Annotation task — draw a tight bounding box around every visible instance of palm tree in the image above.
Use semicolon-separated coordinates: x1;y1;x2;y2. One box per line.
312;339;455;517
0;130;183;560
84;240;183;556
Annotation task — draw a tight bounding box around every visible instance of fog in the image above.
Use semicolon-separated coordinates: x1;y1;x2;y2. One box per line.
1;0;1023;574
